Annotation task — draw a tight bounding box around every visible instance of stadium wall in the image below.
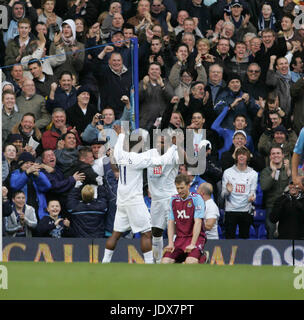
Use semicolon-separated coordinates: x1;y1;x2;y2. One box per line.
2;238;304;266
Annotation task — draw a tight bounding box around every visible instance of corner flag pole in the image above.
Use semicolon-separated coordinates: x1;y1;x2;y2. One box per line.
0;68;3;262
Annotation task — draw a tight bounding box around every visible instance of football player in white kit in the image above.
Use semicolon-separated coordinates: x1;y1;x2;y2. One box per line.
102;126;178;264
148;133;180;263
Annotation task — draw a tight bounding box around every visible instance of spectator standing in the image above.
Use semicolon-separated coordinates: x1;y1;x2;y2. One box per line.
139;62;175;130
10;152;51;220
41;108;81;150
16;78;51;130
49;19;85;80
270;182;304;240
5;18;36;66
221;146;258;239
46;71;77;113
260;146;291;239
266;55;292;115
3;190;37;237
2;90;22;144
3;0;37;46
66;85;98;136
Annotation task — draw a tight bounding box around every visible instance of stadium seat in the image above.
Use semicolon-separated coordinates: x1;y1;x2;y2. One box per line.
219;209;225;226
258;224;267;239
217;225;224;239
254;209;266;222
254;181;263;208
249;225;257;239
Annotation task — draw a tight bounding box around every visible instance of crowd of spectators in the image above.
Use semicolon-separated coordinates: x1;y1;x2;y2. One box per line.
2;0;304;241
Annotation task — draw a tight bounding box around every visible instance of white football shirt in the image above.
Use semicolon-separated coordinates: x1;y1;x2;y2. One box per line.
114;133;177;206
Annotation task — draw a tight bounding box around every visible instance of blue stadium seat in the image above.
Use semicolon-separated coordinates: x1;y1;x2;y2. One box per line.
258;224;267;239
249;225;257;239
219;209;225;226
217;225;224;239
254;181;263;208
254;209;266;222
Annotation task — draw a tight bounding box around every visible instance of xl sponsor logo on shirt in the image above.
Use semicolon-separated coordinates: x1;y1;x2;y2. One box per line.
177;210;190;219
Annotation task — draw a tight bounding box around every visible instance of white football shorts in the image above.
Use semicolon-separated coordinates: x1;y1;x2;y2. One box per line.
113;202;152;234
150;198;171;230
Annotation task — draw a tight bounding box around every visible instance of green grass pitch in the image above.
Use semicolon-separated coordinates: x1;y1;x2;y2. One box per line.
0;262;303;300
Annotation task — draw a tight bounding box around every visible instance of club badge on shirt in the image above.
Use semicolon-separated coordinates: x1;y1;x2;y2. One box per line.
153;166;162;176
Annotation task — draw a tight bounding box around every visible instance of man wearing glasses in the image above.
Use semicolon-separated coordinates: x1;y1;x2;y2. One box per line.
242;63;268;103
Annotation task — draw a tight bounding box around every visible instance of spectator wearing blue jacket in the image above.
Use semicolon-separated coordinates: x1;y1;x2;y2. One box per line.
9;152;51;220
212;108;254;159
214;73;259;134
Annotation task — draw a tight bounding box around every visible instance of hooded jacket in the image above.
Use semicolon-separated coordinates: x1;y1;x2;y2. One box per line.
49;19;85;79
3;1;37;45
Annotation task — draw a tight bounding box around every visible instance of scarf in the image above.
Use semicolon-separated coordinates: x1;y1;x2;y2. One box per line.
284;190;304;201
62;34;76;47
278;70;292;84
258;13;276;32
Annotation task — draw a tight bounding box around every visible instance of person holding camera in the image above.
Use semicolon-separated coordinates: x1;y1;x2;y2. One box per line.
82;95;132;148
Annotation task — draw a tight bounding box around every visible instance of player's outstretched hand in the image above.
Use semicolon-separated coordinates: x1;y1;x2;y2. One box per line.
184;244;196;253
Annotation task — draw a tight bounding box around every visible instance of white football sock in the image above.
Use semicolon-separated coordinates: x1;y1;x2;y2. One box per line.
152;236;163;263
143;250;154;264
102;248;114;263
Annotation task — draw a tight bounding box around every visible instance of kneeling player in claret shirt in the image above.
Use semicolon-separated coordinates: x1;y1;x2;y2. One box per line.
162;174;209;264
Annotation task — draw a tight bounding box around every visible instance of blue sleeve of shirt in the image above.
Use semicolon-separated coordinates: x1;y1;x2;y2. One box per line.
169;197;175;220
294;128;304;155
193;195;205;219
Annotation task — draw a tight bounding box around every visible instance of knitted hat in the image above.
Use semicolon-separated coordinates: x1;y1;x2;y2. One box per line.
76;85;91;97
273;125;288;135
7;134;23;143
227;73;242;84
18;152;35;165
190;81;205;90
